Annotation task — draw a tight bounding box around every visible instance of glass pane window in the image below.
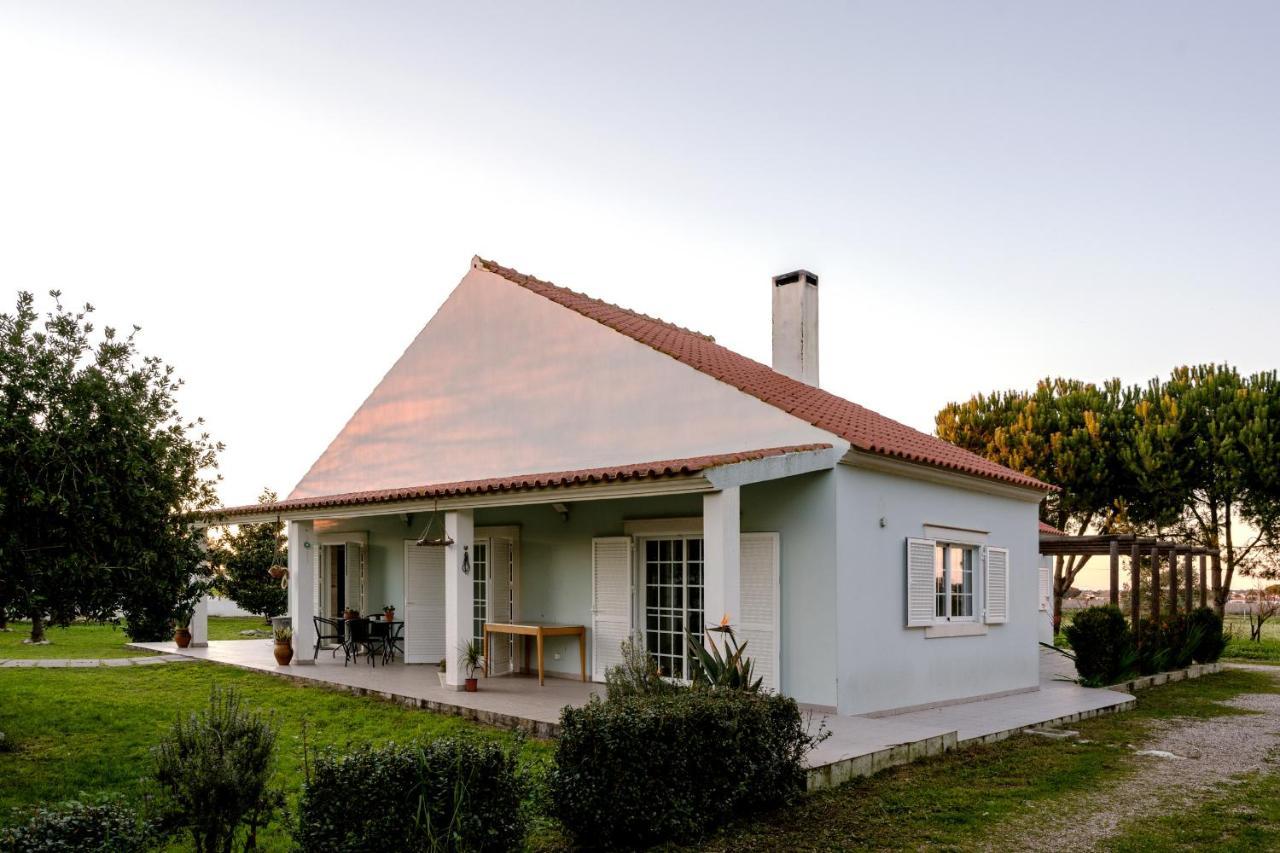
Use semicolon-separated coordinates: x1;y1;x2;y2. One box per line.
643;536;705;680
471;542;488;644
933;542;976;621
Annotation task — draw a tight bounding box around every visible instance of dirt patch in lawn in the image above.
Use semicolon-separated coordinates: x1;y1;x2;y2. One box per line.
990;677;1280;852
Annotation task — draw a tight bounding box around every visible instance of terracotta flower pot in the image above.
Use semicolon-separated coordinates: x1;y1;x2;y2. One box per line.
464;677;478;692
274;641;294;666
384;609;395;622
174;628;192;649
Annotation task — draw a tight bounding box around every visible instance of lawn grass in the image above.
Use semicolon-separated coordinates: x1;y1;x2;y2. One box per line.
675;669;1280;852
0;662;550;851
0;616;270;659
1223;613;1280;664
1107;770;1280;851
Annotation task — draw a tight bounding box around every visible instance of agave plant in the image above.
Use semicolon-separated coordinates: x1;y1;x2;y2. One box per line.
685;622;763;692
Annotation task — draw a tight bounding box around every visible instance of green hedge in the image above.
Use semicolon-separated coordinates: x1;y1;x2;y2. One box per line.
550;689;819;848
1063;605;1133;685
1;798;158;853
295;738;525;852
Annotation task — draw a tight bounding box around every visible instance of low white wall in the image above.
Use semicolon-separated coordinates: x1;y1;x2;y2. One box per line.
835;464;1042;716
207;595;255;618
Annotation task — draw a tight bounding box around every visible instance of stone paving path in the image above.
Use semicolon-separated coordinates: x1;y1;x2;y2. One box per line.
0;654;195;668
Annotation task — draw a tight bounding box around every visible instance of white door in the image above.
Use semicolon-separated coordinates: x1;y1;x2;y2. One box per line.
739;532;780;693
487;537;516;675
591;537;634;682
403;541;445;664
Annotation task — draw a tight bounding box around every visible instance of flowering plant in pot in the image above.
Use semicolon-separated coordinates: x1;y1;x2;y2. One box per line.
273;624;294;666
458;640;484;692
172;578;211;649
383;604;396;622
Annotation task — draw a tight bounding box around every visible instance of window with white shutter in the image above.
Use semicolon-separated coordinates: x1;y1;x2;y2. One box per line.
403;541;445;664
1039;564;1052;612
985;546;1010;624
738;532;780;693
906;538;937;627
591;537;634;682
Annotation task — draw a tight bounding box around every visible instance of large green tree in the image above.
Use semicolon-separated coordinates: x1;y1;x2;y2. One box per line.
0;291;221;643
937;378;1134;631
212;489;288;620
1125;365;1280;615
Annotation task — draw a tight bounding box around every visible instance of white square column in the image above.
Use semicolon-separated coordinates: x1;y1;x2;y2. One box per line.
443;509;474;689
287;520;316;665
702;488;741;638
189;595;209;647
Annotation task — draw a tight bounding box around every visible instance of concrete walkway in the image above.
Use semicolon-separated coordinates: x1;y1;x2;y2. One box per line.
0;654;194;668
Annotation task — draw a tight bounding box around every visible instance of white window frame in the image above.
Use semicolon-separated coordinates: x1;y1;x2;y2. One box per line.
933;540;979;624
635;533;706;681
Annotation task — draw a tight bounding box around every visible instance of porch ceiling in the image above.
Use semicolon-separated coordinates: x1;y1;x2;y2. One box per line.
200;443;835;526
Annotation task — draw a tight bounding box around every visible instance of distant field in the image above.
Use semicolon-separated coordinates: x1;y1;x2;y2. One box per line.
1056;609;1280;663
0;616;269;659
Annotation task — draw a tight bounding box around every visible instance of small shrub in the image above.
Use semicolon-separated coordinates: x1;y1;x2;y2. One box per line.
296;737;526;852
153;686;282;853
550;689;821;848
1062;605;1134;685
0;731;14;754
604;634;678;701
1188;606;1227;663
1;798;158;853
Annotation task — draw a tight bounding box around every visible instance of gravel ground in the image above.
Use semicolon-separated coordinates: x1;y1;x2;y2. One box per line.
988;671;1280;852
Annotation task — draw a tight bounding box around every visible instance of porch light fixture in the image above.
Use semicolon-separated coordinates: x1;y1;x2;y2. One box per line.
552;502;570;522
415;499;455;547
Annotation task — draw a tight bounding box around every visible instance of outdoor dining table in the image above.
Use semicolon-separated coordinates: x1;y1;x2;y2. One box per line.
482;621;586;686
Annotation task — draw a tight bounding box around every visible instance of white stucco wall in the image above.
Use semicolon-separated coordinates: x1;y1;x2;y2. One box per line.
834;464;1042;716
292;266;837;499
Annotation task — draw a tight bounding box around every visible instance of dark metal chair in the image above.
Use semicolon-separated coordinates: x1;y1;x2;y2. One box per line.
343;618;384;667
312;616;345;661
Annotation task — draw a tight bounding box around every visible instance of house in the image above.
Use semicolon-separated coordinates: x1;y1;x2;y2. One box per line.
210;257;1051;717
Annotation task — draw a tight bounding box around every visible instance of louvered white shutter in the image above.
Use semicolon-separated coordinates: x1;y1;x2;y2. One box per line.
739;532;780;693
591;537;633;682
488;537;515;675
404;542;446;664
1038;564;1052;612
312;543;322;618
906;538;937;627
985;546;1010;624
345;543;366;614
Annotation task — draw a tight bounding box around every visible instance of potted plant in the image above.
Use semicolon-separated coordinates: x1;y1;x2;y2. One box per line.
273;624;294;666
458;640;484;692
172;578;210;649
343;607;359;622
383;604;396;622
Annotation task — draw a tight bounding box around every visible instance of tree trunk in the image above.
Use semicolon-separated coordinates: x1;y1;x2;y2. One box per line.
29;612;46;644
1052;556;1065;634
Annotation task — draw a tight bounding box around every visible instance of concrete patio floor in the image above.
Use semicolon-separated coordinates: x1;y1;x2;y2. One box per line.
137;640;1138;787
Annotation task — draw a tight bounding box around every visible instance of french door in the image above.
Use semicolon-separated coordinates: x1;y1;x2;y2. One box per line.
642;536;705;679
473;532;518;675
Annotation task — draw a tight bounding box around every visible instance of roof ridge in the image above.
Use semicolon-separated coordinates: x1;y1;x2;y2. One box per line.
473;255;1053;493
472;256;716;342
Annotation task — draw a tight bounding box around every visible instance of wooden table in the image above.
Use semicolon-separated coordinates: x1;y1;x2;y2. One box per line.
483;622;586;686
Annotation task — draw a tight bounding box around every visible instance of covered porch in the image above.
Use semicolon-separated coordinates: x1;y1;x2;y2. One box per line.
199;445;840;706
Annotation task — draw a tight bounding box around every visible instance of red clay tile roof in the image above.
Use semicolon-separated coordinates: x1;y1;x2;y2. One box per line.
209;444;833;520
474;257;1053;492
1039;521;1064;535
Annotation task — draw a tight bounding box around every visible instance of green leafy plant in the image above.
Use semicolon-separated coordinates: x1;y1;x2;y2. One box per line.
551;689;823;847
1062;605;1135;686
152;686;283;853
604;634;679;701
686;623;763;692
0;797;160;853
271;624;292;643
1187;606;1227;663
208;490;288;620
458;640;484;680
295;737;526;852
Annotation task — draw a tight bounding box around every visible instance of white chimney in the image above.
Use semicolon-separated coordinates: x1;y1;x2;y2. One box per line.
771;269;819;386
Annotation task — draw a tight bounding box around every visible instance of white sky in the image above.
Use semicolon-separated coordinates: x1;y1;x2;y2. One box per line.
2;3;1277;588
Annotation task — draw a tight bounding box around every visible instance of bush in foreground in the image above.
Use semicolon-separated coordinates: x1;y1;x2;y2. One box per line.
1;798;158;853
551;689;819;848
296;737;525;852
1188;606;1227;663
1063;605;1134;686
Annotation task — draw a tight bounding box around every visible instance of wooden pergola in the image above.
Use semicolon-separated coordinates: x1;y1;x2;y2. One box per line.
1038;532;1221;626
